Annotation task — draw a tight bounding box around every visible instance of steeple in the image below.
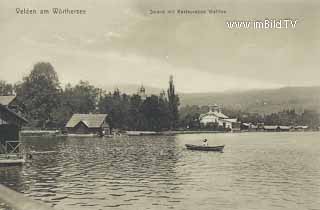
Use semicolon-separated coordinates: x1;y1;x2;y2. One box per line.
138;84;147;100
208;104;220;113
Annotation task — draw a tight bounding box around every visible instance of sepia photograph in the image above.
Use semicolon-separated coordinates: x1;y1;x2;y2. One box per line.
0;0;320;209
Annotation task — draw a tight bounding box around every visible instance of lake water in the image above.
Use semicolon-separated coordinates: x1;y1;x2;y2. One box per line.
1;132;320;210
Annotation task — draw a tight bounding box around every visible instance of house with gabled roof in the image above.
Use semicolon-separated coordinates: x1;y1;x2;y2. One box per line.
0;95;28;127
0;96;16;106
65;114;110;136
0;96;28;154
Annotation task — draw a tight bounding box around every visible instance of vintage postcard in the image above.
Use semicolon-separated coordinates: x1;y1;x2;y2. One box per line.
1;0;320;210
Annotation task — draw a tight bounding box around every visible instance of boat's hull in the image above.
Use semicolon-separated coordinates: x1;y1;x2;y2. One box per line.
185;144;224;152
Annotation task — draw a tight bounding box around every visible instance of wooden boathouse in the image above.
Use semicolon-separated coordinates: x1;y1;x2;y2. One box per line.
65;114;110;136
0;96;28;165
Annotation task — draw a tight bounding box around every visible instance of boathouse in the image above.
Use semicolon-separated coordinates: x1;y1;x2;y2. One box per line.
263;125;292;132
0;96;28;153
65;114;110;135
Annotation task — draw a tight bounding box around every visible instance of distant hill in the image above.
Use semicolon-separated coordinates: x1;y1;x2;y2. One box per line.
98;84;320;114
179;86;320;114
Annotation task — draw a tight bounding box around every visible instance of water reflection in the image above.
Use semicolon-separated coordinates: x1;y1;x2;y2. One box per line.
1;132;320;210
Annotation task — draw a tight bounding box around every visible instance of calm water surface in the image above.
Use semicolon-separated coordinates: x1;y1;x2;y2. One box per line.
1;132;320;210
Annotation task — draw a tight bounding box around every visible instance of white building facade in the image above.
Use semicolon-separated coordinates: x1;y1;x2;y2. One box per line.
199;104;238;130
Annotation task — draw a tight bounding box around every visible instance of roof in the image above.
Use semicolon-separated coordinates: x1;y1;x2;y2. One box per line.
0;104;28;125
279;126;291;130
0;96;16;106
263;125;278;130
264;125;292;130
200;110;229;120
294;125;308;129
65;114;108;128
221;118;238;123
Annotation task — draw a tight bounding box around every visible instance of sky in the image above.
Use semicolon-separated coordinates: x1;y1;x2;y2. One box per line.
0;0;320;93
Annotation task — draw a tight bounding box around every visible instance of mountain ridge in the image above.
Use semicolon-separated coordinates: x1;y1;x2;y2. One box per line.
97;84;320;114
179;86;320;114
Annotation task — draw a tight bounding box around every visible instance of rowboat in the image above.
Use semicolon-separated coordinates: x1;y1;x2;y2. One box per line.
185;144;225;152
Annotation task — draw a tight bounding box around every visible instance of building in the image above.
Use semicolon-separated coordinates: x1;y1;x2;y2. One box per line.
0;96;28;154
263;125;292;132
138;85;147;100
65;114;110;135
293;125;309;132
241;123;258;131
0;96;19;111
199;104;240;130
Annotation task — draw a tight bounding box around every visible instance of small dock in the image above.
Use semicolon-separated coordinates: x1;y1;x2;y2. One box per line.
0;157;25;166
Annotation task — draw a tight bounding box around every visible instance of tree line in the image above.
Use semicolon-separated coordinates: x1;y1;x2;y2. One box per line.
179;105;320;129
0;62;180;131
1;62;319;131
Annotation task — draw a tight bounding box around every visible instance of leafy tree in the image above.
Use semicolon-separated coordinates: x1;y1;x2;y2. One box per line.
167;75;180;129
98;89;130;130
128;94;144;130
300;109;320;128
50;81;101;127
158;94;171;130
15;62;61;128
141;95;162;131
64;81;100;114
0;80;14;95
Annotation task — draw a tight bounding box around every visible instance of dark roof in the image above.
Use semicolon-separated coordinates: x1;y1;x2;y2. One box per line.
0;104;28;124
0;96;16;106
65;114;108;128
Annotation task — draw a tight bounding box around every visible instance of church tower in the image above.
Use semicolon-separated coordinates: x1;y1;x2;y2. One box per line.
138;84;147;100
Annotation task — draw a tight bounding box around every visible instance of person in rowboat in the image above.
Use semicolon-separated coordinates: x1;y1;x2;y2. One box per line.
202;138;208;146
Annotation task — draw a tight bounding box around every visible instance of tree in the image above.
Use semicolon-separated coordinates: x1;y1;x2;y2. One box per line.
158;93;171;130
15;62;61;128
0;80;14;95
141;95;162;131
167;75;180;129
65;81;100;114
98;89;130;130
128;94;144;130
50;81;101;128
300;109;320;128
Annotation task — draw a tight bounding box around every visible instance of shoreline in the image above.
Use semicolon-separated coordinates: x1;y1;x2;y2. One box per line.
20;129;319;137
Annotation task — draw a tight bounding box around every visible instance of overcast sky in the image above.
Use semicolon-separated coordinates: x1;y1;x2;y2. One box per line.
0;0;319;93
